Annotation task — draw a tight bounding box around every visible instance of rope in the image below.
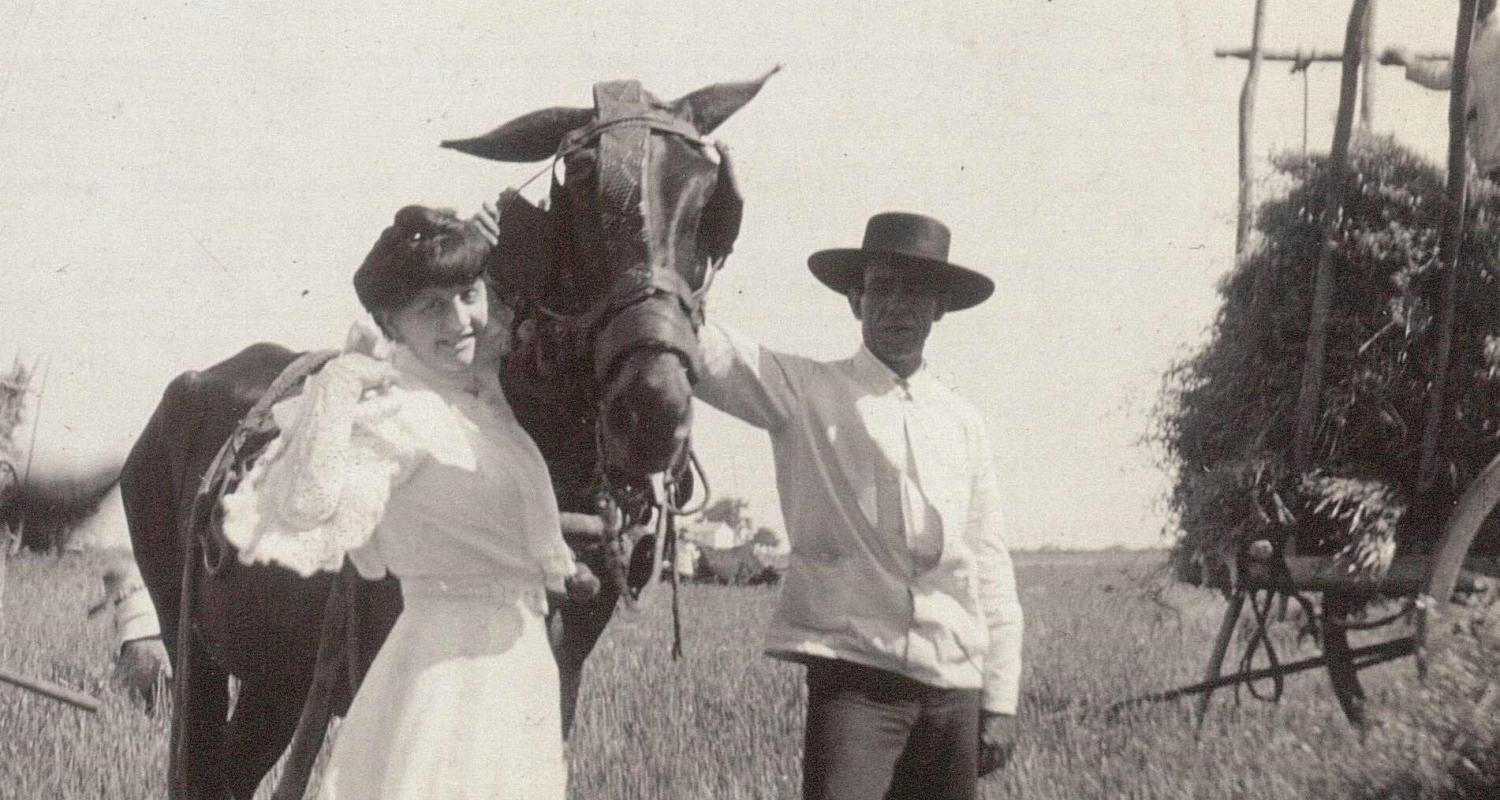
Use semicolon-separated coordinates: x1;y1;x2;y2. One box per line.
665;451;711;517
1237;588;1287;703
668;514;684;660
1303;65;1310;156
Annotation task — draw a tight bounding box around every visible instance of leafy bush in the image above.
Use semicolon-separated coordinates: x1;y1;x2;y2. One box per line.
1156;135;1500;585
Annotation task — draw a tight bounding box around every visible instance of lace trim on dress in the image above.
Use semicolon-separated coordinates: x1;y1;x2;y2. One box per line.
220;355;410;577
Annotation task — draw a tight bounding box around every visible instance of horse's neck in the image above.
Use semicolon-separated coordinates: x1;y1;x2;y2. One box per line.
499;357;599;512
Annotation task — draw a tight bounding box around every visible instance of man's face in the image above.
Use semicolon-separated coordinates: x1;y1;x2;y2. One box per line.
850;258;943;372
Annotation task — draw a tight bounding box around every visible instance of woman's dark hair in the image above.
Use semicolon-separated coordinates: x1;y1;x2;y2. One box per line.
353;205;489;326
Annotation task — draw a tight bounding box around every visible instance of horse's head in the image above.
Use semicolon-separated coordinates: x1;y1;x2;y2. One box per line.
443;71;773;482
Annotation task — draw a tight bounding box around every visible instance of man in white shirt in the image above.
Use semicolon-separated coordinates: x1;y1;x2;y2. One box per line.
1383;0;1500;178
695;212;1023;800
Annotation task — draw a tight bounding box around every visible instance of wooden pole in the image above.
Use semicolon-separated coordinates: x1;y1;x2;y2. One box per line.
15;356;46;553
1237;0;1271;256
1215;47;1445;62
1194;590;1246;726
0;665;101;712
1110;636;1414;715
1291;0;1371;472
1360;0;1377;128
1418;0;1480;494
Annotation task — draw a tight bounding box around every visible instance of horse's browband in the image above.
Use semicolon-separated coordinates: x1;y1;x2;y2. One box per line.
556;114;707;159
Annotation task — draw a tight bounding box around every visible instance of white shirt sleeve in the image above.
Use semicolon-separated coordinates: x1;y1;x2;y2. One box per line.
694;321;801;432
1406;59;1454;91
969;417;1024;715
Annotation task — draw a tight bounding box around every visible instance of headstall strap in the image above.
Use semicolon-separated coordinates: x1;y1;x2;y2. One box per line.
500;87;719;611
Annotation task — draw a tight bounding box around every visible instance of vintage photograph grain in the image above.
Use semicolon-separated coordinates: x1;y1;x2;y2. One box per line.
6;2;1500;799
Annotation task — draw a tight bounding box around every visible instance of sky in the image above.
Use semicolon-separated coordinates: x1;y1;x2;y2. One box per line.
0;0;1473;549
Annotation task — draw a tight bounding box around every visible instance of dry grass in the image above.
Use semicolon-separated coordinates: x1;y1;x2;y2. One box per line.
1;549;1494;799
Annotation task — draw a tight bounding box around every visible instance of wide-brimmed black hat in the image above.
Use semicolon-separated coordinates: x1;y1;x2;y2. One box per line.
807;212;994;312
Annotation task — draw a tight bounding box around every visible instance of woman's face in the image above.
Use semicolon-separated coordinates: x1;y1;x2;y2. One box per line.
387;278;489;375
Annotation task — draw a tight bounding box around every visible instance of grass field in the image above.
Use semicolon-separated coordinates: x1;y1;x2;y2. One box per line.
2;549;1496;799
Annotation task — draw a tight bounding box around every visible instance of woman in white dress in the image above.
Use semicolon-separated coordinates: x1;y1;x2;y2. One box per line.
221;205;577;799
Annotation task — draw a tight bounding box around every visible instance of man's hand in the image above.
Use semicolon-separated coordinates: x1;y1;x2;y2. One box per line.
977;711;1016;778
1379;46;1412;67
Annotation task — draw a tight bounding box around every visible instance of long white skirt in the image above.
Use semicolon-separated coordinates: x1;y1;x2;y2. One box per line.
317;578;566;800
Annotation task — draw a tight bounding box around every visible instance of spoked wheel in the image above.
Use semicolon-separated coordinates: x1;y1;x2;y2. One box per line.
1419;452;1500;675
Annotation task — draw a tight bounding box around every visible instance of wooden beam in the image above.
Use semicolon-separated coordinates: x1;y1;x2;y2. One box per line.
1291;0;1371;471
1361;0;1377;128
1215;47;1447;62
1237;0;1270;256
1240;554;1495;596
0;665;100;712
1109;637;1415;714
1418;0;1480;495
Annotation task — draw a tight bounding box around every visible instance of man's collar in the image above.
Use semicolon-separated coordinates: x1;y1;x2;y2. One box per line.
852;345;933;395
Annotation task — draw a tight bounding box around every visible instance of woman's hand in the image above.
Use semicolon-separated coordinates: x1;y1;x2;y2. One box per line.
332;352;397;393
344;317;391;360
470;200;500;246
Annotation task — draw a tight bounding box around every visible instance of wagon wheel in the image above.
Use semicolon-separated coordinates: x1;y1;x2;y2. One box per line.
1417;451;1500;672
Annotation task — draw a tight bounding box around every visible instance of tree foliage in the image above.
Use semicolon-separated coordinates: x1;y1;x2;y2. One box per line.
1155;135;1500;585
700;495;752;531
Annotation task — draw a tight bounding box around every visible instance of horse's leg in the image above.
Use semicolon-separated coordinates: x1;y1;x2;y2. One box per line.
173;628;232;800
548;571;621;738
168;500;233;800
223;678;306;800
270;567;355;800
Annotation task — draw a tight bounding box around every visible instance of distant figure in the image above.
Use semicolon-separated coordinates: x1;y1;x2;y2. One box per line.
695;209;1024;800
93;557;171;708
1383;0;1500;179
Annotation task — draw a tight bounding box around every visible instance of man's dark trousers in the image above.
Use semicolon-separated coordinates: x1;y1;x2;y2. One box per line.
802;657;981;800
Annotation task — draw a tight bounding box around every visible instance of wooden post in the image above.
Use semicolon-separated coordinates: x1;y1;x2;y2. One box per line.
1361;0;1377;128
1321;594;1368;727
1195;590;1246;727
1291;0;1371;472
1418;0;1479;495
1236;0;1271;257
0;665;101;712
1421;448;1500;676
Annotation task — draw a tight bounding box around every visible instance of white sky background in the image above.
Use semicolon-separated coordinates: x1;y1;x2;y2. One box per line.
0;1;1471;548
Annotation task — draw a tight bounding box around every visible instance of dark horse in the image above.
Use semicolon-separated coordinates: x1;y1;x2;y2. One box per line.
121;72;773;799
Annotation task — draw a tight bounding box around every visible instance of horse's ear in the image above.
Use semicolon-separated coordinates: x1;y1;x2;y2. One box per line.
441;107;596;163
670;65;780;135
699;146;744;264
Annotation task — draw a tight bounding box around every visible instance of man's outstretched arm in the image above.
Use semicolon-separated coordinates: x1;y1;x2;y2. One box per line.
1382;47;1455;90
694;321;800;432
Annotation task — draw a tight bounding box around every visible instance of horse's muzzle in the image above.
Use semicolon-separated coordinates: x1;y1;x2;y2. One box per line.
600;347;694;477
